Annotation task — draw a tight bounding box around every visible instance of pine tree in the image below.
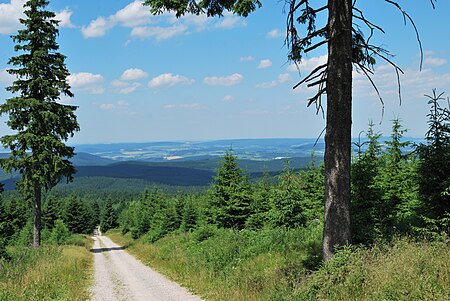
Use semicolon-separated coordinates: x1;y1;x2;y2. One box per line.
377;118;415;236
211;149;252;229
350;121;383;244
0;0;79;248
64;194;93;234
417;90;450;219
100;199;119;233
270;161;307;228
42;195;62;229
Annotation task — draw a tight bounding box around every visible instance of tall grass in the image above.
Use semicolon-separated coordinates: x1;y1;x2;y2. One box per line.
293;237;450;301
0;235;93;301
108;223;323;301
108;229;449;301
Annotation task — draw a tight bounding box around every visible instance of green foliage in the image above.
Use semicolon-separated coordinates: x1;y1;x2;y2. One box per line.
0;195;30;244
352;119;421;244
269;158;323;229
0;0;79;247
64;194;95;234
13;219;33;247
416;90;450;220
351;121;383;243
292;238;449;301
49;219;70;245
42;195;63;229
144;0;262;17
210;150;253;229
100;198;119;233
0;243;92;300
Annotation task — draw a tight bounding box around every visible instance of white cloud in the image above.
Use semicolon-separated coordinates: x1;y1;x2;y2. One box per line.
81;17;112;38
256;73;292;89
258;59;273;69
110;1;152;27
54;8;75;28
278;73;291;83
353;64;450;100
179;13;210;31
424;57;447;67
223;95;235;102
256;81;277;89
130;25;187;40
204;73;243;86
0;0;25;34
148;73;194;89
120;68;148;81
98;101;134;116
82;0;152;38
100;103;116;110
215;12;247;29
240;56;255;62
0;68;15;85
111;80;141;94
0;1;75;34
288;55;328;73
267;29;281;39
68;72;104;94
163;103;200;109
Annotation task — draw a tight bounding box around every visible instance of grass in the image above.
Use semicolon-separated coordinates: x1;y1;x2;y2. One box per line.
108;228;449;301
292;237;450;301
0;235;93;301
108;224;323;301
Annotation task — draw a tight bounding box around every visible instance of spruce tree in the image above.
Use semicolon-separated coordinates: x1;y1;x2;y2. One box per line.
417;90;450;219
100;199;119;233
0;0;79;248
211;149;252;229
351;121;382;244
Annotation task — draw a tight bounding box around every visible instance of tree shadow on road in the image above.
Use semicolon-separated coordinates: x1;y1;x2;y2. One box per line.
90;246;127;253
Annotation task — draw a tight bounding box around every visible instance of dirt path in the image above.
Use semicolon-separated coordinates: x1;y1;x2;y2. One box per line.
90;235;203;301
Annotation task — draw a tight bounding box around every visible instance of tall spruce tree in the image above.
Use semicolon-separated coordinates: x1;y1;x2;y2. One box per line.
0;0;79;248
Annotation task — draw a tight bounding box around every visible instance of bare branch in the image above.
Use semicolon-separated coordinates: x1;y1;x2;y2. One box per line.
307;88;326;107
384;0;424;70
304;39;329;53
292;63;327;89
355;62;385;123
307;77;326;88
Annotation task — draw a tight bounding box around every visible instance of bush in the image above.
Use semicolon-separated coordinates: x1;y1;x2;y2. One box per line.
49;219;71;245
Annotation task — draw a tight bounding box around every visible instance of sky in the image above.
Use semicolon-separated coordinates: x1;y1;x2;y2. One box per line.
0;0;449;144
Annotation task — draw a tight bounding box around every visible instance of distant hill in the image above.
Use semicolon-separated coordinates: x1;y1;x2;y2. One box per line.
72;152;115;166
74;163;215;186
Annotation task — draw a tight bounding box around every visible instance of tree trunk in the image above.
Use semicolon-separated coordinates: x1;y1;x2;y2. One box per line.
32;183;42;248
323;0;353;261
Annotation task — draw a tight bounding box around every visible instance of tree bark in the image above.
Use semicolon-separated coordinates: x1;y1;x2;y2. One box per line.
33;183;42;248
323;0;353;261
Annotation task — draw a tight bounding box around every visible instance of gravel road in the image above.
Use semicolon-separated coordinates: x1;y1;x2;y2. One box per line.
90;235;203;301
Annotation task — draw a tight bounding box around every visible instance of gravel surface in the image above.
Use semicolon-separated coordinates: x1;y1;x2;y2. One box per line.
90;235;204;301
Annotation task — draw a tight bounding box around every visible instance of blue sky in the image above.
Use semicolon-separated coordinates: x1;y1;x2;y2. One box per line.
0;0;449;144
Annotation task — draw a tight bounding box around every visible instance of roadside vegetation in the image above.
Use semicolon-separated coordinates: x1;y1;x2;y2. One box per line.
0;234;93;301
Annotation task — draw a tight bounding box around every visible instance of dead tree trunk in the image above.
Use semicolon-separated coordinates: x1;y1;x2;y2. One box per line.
323;0;353;261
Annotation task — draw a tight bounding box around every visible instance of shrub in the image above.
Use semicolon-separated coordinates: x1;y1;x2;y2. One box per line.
49;219;71;245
